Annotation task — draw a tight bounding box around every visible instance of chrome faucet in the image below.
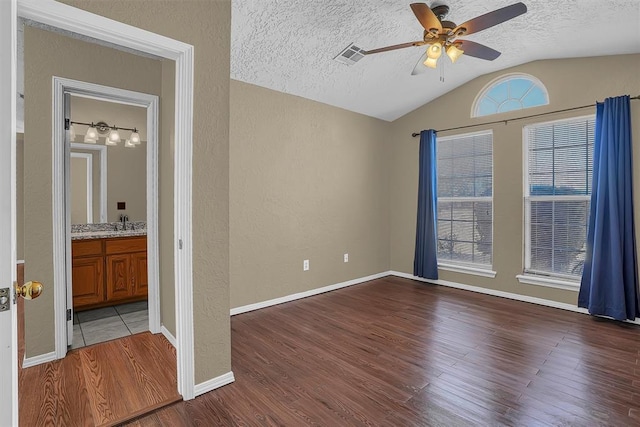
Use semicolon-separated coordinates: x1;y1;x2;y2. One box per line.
119;214;129;230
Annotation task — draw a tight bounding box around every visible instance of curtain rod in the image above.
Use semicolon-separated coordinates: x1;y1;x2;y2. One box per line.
411;95;640;137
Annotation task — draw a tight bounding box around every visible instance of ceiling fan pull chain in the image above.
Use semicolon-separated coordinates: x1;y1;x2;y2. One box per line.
440;60;445;83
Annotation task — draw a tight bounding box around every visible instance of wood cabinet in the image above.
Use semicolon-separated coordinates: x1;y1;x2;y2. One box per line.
72;236;147;310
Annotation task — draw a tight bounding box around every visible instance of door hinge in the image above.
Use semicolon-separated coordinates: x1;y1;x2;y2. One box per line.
64;118;70;130
67;308;72;321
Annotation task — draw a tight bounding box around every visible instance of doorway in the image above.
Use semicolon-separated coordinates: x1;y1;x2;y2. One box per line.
2;2;197;423
66;94;154;350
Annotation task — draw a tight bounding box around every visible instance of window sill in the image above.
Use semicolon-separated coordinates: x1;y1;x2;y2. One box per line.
438;263;496;278
516;274;580;291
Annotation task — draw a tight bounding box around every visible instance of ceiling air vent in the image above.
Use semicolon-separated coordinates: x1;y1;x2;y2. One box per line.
333;43;365;66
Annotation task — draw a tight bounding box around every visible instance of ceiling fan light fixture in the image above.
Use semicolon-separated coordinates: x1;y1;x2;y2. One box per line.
424;56;438;69
446;44;464;63
426;42;442;59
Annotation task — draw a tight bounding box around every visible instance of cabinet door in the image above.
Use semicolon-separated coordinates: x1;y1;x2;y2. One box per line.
132;252;148;297
72;256;105;308
106;254;134;301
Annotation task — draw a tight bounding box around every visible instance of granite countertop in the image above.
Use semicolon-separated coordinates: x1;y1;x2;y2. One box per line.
71;222;147;240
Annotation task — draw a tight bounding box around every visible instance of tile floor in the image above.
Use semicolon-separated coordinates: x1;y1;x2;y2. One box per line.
72;300;148;349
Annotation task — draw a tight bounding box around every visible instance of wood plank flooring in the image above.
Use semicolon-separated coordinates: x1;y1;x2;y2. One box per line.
18;259;180;427
126;276;640;426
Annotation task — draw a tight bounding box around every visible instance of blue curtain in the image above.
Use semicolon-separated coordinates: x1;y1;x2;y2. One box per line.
578;95;639;321
414;130;439;279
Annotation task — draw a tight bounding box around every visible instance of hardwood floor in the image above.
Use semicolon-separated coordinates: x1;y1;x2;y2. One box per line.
18;259;180;427
126;276;640;426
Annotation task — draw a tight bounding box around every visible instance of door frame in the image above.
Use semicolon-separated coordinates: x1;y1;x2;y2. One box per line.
17;0;196;401
53;78;160;352
0;0;18;424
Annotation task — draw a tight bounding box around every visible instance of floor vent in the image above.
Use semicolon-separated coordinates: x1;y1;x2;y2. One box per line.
333;43;365;66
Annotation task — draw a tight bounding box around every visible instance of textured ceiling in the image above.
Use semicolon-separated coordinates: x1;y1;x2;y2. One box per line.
231;0;640;121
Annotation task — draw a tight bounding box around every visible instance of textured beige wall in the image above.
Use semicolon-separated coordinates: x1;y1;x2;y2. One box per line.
230;81;390;308
16;135;23;260
159;59;176;337
23;26;162;357
60;0;232;383
70;96;147;222
390;54;640;305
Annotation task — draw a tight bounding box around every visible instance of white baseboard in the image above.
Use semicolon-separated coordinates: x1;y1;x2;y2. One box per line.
389;270;640;325
230;271;390;316
161;325;177;348
22;351;56;369
194;371;235;397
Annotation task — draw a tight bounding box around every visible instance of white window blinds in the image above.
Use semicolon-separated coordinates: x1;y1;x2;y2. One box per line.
524;116;595;278
437;131;493;267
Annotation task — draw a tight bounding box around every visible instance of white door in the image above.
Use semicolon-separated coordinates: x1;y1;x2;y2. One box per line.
0;0;19;425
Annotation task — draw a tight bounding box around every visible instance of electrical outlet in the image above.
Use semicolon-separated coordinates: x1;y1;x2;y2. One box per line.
344;253;349;263
303;259;309;271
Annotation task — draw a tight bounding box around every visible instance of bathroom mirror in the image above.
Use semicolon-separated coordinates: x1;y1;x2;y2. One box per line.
69;96;147;225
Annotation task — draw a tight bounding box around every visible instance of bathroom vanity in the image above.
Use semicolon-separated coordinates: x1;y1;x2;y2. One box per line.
71;226;147;311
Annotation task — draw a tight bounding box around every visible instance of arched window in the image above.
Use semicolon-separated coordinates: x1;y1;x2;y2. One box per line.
472;73;549;118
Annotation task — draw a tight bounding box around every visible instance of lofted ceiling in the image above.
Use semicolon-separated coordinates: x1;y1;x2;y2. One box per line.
231;0;640;121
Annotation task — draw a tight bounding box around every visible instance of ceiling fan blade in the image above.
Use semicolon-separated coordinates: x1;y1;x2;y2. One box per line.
457;40;501;61
364;41;426;55
453;2;527;36
411;51;429;75
410;3;442;33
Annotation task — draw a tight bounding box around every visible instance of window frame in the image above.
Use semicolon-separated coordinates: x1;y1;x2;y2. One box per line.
436;129;495;276
472;73;549;118
521;114;595;289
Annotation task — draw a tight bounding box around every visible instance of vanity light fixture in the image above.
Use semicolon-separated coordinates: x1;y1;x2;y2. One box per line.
84;124;99;143
69;120;141;147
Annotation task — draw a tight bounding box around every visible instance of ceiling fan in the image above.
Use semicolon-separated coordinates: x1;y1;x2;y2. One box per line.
363;2;527;74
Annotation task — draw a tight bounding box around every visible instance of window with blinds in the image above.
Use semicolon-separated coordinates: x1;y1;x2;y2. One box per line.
524;115;595;278
437;131;493;267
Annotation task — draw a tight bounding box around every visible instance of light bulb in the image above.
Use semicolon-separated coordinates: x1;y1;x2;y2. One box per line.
107;128;121;145
446;44;464;63
129;130;141;145
84;126;98;143
424;56;438;69
427;42;442;60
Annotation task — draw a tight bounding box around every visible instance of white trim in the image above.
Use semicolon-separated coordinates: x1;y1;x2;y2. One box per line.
231;272;390;316
22;351;57;369
161;325;177;348
70;152;93;223
194;371;235;397
390;270;640;326
16;259;24;265
18;0;195;399
71;143;107;223
173;43;195;400
1;1;18;424
438;262;497;278
516;274;580;291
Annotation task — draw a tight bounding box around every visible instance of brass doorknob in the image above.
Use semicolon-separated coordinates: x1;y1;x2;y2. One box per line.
15;281;43;300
